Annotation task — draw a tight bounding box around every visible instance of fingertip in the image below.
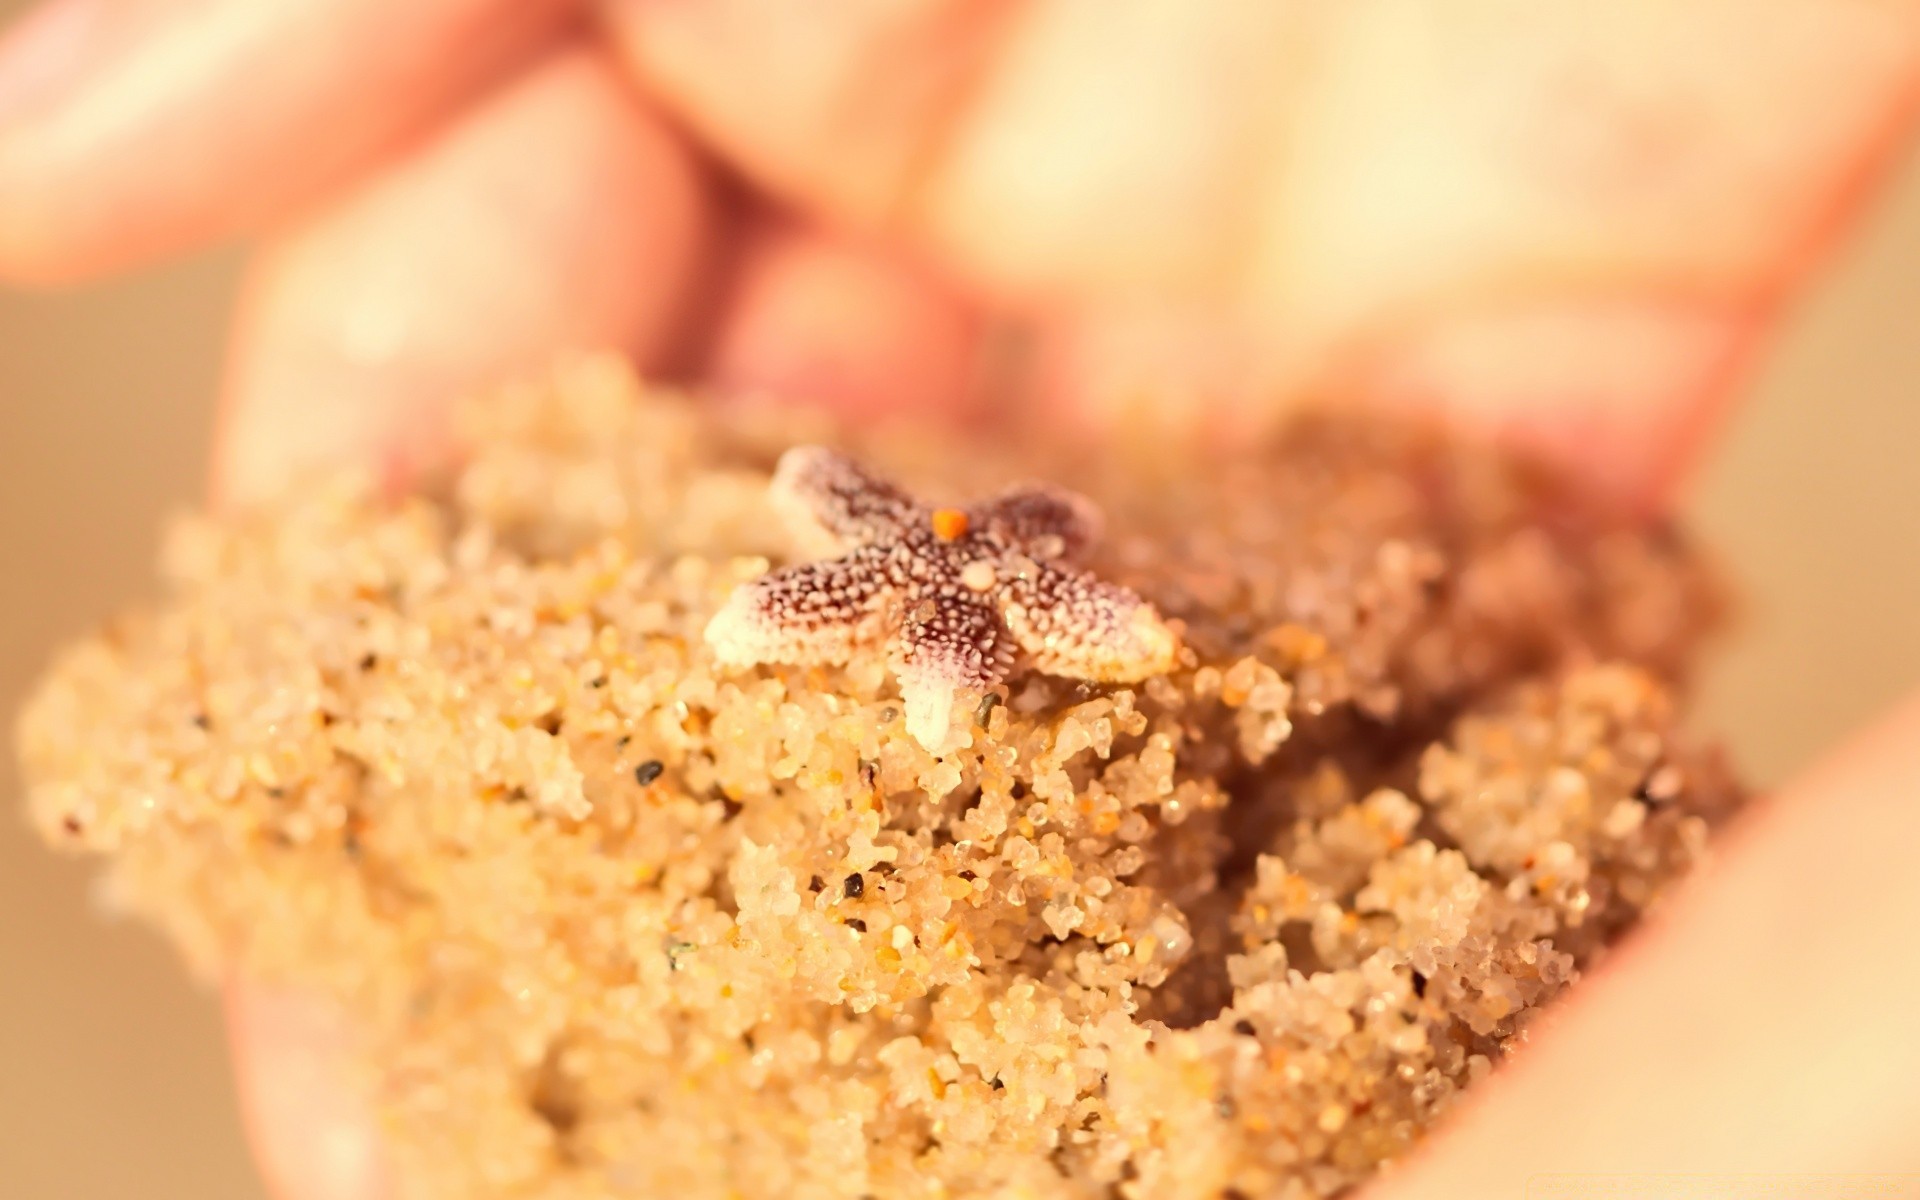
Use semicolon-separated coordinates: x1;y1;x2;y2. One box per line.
226;982;389;1200
1029;297;1756;516
1340;299;1762;513
214;43;713;507
702;217;984;423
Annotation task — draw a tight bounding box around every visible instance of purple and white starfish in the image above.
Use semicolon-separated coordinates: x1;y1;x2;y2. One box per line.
704;446;1180;751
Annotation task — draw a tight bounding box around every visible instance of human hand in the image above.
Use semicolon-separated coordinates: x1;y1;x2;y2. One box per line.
1;3;1916;1198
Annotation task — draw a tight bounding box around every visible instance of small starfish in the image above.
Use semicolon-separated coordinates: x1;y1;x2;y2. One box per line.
705;447;1180;751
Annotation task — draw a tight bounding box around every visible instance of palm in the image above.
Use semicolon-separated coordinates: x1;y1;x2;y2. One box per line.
2;3;1919;1200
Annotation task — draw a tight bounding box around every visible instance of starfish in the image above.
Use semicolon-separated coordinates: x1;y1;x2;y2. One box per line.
704;446;1180;751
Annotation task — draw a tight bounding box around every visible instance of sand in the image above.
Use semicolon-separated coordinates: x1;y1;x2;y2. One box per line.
17;358;1741;1199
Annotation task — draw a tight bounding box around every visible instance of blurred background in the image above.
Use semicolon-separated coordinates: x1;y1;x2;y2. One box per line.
2;14;1918;1200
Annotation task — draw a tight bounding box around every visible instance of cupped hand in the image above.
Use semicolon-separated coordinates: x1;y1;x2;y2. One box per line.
2;3;1918;1199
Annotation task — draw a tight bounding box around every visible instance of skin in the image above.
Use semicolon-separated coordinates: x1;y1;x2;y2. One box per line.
0;2;1917;1197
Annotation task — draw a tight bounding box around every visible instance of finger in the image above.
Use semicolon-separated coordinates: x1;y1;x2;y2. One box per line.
606;0;1920;504
610;1;1920;309
1368;693;1920;1198
1334;298;1756;511
700;213;984;422
213;43;712;507
600;0;1004;229
226;982;388;1200
0;0;581;283
982;1;1919;507
1032;296;1755;511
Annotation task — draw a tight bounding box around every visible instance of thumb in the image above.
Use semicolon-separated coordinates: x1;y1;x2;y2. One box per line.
227;983;389;1200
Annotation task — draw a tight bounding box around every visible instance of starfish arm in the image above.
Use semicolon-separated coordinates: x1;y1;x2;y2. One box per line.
998;564;1179;683
969;483;1104;561
890;590;1015;750
704;551;891;669
771;446;923;550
